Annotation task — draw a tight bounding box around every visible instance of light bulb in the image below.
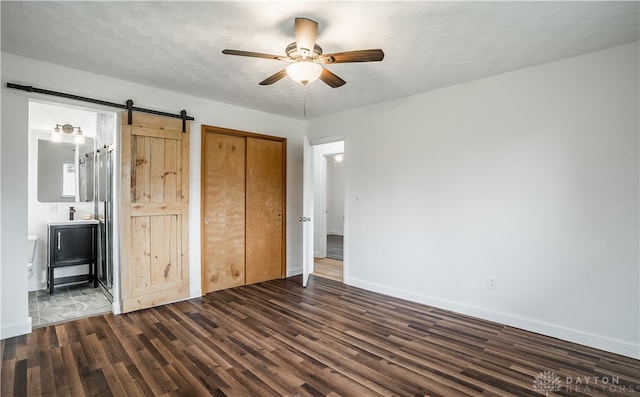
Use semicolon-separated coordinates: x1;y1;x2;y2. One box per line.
51;126;62;142
74;131;85;145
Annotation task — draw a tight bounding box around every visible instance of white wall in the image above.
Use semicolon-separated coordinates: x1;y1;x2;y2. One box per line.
312;141;344;257
1;53;305;338
312;153;327;258
307;42;640;359
326;154;345;236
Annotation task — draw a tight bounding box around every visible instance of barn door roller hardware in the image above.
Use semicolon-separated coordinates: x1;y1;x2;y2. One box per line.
7;83;194;133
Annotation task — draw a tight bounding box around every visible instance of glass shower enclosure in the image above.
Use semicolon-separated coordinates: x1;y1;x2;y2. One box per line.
97;145;114;296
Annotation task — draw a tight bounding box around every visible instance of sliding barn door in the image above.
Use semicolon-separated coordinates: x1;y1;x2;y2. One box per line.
121;112;190;313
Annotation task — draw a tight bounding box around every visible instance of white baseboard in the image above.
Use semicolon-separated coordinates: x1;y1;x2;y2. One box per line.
287;266;302;277
28;280;46;292
190;287;202;298
1;317;32;340
345;276;639;360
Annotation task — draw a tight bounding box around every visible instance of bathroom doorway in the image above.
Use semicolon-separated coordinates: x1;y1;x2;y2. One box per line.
27;100;117;327
312;141;345;282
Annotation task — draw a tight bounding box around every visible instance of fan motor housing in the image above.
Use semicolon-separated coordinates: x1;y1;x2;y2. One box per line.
286;42;323;61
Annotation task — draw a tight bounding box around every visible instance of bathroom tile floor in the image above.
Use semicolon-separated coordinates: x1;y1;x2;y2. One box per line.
29;284;112;328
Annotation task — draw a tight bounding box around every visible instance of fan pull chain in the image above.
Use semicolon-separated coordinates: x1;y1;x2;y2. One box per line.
303;84;307;117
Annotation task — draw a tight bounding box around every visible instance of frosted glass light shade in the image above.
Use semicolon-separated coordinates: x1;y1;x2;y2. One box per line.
286;61;322;85
73;132;85;145
51;126;63;142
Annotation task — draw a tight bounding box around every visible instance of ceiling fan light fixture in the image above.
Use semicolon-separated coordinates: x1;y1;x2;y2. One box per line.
295;17;318;61
286;61;322;85
221;17;383;89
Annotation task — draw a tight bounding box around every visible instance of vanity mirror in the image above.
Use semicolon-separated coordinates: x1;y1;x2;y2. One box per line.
37;137;95;202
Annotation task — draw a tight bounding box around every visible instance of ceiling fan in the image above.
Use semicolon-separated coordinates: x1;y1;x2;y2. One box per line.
222;17;384;88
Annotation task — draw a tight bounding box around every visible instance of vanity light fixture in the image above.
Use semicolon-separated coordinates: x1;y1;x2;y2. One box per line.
52;123;84;145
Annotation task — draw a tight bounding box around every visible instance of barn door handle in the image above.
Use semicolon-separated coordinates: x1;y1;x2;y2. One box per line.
204;217;209;225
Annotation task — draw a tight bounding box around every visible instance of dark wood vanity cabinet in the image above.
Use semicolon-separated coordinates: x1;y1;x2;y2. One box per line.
48;223;98;294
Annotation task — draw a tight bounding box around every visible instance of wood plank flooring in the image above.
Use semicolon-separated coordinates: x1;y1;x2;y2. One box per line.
2;276;639;396
313;258;343;282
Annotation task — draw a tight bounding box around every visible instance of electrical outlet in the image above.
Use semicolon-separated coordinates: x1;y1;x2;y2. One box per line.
487;277;497;290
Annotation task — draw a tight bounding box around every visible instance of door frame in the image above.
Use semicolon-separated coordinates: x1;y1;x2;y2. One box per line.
303;137;345;285
27;99;121;313
200;125;287;294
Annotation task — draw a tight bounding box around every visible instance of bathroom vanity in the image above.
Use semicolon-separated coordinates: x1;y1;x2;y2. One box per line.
47;220;98;294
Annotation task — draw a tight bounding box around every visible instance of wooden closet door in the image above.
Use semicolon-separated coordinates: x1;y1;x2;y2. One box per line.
121;112;189;313
202;132;246;293
245;137;285;284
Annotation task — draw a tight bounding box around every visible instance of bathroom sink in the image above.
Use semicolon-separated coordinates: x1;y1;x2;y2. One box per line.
47;219;99;226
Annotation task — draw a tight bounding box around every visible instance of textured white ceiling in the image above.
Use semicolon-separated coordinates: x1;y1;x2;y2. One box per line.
2;1;639;120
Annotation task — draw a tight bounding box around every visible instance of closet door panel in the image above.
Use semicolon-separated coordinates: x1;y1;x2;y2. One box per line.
202;133;246;292
245;137;284;284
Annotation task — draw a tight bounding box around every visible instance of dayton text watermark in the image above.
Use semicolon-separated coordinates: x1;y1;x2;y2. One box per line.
533;371;637;395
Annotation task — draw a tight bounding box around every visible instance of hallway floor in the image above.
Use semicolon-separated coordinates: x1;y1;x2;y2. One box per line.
314;257;343;282
29;284;112;328
314;234;344;282
326;234;343;261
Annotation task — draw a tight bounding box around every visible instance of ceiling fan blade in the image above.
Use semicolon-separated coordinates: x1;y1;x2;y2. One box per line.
259;69;288;85
319;67;346;88
320;49;385;64
222;49;287;61
294;17;318;58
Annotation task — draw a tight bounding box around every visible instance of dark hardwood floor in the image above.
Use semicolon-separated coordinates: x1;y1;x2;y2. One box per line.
2;276;638;396
326;234;343;261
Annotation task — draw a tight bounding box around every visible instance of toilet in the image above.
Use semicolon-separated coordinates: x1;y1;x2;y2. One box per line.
27;235;38;278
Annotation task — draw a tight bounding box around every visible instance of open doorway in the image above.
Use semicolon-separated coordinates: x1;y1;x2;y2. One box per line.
312;141;344;282
27;100;117;327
